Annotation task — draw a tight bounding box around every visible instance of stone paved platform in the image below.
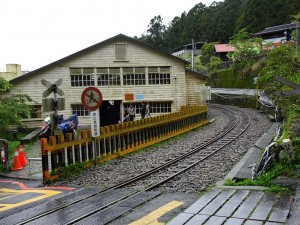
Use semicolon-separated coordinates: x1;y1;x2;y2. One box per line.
167;188;294;225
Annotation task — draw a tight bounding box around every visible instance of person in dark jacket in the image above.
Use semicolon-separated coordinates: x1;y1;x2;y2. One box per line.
140;102;146;119
127;104;135;121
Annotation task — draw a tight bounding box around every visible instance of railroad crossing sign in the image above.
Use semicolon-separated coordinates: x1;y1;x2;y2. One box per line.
81;87;103;111
41;79;65;112
274;75;300;99
41;79;65;98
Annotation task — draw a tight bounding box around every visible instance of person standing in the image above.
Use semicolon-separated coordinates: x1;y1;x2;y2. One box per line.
140;102;146;119
127;104;135;121
123;108;130;122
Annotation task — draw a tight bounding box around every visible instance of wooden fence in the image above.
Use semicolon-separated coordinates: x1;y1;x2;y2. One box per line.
41;105;208;180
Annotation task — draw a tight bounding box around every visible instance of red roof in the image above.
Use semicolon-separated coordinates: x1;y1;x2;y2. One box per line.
215;44;235;53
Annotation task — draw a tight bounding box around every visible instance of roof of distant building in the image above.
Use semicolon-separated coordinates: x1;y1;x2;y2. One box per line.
254;22;298;36
214;44;235;53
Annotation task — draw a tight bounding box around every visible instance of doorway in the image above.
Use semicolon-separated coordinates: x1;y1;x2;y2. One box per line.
99;100;121;127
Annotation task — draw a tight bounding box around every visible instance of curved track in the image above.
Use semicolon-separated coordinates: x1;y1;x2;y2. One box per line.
15;105;251;225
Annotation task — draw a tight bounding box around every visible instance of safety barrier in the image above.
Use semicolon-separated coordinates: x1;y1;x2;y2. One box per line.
41;105;208;180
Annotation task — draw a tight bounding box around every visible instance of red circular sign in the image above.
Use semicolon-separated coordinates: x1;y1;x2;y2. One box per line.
81;87;103;111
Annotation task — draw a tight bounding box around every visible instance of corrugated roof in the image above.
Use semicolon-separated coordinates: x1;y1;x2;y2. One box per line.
214;44;235;53
254;23;297;36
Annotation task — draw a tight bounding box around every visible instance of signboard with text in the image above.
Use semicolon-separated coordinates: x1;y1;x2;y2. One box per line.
90;111;100;137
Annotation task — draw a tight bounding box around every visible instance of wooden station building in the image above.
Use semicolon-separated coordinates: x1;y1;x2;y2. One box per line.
9;34;207;128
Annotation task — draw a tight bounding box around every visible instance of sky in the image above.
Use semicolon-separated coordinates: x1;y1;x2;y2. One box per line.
0;0;216;72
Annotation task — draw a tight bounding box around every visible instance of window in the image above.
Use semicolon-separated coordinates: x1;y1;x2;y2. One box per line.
70;68;95;87
123;102;171;115
123;67;146;85
149;102;171;113
72;105;90;116
148;67;171;85
30;105;42;118
20;105;42;119
115;43;127;61
97;68;120;86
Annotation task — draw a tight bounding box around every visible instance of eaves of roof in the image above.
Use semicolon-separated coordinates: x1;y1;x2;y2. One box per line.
254;23;298;36
214;44;235;53
10;34;190;84
185;68;208;79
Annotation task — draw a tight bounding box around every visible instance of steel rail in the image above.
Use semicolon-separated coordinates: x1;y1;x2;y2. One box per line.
16;105;249;225
69;105;250;224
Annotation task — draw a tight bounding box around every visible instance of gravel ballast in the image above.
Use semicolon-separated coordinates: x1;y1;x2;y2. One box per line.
52;106;273;193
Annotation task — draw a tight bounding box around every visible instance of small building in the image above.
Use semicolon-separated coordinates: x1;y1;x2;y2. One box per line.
0;64;22;81
170;42;206;57
214;44;235;62
254;22;299;44
9;34;207;128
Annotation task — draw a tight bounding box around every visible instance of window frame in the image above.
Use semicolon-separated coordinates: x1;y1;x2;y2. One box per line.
71;104;90;116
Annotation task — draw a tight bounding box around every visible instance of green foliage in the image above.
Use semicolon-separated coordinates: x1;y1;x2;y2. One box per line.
228;29;264;75
178;54;207;72
140;15;167;51
209;69;256;88
138;0;300;52
200;43;215;65
207;56;222;73
0;77;12;92
235;0;300;34
0;78;33;138
259;43;300;115
50;161;94;180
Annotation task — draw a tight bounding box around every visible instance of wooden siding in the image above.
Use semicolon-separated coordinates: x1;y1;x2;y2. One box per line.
10;37;205;127
185;71;206;105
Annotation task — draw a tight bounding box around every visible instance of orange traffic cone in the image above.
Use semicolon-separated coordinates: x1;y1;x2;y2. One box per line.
12;148;23;171
18;145;27;166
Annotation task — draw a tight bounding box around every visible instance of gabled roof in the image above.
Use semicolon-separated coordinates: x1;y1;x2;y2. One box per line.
254;22;297;36
214;44;235;53
10;34;190;83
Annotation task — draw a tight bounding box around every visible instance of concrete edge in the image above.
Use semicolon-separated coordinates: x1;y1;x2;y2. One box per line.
223;146;259;182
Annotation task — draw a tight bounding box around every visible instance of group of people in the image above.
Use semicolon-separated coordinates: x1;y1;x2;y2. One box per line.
123;102;150;122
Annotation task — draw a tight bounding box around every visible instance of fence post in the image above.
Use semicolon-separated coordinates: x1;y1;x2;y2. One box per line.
57;134;65;167
49;136;57;171
41;138;50;180
66;133;73;165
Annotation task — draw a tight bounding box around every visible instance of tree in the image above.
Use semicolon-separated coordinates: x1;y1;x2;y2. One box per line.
0;77;32;138
141;15;167;51
235;0;300;34
259;43;300;114
200;42;216;65
227;29;264;76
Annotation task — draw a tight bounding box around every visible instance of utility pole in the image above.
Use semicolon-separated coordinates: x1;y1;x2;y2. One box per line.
192;38;195;70
296;18;300;58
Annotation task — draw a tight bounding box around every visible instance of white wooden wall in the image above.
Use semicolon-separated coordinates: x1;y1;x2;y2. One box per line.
12;38;206;127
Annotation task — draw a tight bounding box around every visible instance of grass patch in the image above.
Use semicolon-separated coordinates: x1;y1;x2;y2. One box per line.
50;160;95;180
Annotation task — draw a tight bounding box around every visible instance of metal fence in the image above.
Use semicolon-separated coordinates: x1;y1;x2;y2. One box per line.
41;105;208;180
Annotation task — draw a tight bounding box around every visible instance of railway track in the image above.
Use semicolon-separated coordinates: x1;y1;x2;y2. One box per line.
10;105;251;225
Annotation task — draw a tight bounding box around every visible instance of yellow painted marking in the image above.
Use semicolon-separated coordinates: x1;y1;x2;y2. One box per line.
0;188;61;212
129;200;184;225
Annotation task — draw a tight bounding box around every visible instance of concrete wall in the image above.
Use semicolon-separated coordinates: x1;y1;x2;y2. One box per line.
0;64;22;81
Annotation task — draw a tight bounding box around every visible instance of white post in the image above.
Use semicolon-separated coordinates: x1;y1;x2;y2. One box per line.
296;18;299;58
90;110;100;165
192;38;195;70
